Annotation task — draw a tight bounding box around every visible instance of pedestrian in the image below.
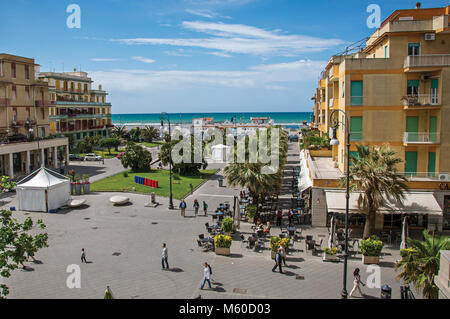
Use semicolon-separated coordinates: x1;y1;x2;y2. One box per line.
280;243;288;266
239;191;243;199
276;209;283;227
26;251;37;262
179;200;187;217
200;262;212;290
102;158;105;165
207;263;214;283
272;248;283;273
81;248;87;263
349;268;366;298
288;209;294;225
193;199;200;216
161;243;169;270
203;201;208;216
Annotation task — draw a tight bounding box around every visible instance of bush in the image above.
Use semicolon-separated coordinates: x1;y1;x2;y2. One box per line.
361;236;383;256
246;204;258;219
270;237;290;253
324;247;338;255
123;172;129;178
121;142;152;171
400;248;415;258
0;176;16;193
214;235;232;248
222;217;234;233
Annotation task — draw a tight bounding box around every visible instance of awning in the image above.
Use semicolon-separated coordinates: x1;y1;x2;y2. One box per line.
299;150;312;193
324;190;442;216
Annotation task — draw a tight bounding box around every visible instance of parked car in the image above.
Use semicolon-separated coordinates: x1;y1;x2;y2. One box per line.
69;154;84;161
84;153;103;161
116;152;125;159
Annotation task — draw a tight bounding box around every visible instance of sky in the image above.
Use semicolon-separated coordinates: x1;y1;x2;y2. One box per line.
1;0;449;114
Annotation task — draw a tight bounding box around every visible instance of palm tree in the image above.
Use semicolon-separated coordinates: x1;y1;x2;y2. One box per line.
141;126;160;143
341;144;409;238
395;230;450;299
112;125;127;139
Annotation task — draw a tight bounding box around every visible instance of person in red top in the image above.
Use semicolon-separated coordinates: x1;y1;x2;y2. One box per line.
276;210;283;226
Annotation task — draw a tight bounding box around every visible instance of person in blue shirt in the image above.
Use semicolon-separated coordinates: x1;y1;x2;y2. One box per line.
179;200;187;217
272;248;283;273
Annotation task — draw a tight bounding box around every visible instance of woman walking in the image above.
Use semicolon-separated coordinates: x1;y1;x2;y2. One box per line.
349;268;366;297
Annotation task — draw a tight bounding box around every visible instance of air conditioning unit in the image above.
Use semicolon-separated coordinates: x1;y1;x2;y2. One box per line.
438;173;450;182
425;33;436;41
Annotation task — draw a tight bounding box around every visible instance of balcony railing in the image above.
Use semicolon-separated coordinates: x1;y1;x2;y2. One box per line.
0;98;10;106
404;54;450;69
402;94;440;107
403;132;440;144
35;100;55;107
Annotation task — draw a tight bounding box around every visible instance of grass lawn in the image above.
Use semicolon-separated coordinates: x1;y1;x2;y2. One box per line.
78;149;125;159
90;169;218;200
139;141;165;148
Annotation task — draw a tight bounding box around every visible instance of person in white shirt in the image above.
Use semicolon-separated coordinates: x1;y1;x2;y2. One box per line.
200;262;212;289
161;243;169;270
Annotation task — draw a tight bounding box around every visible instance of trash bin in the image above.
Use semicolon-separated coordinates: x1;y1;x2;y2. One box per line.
218;178;223;187
381;285;392;299
151;192;156;204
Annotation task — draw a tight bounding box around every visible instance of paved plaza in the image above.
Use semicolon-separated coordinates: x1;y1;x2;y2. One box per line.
0;142;417;299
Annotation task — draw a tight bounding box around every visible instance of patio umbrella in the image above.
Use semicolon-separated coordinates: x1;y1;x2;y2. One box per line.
328;216;336;248
400;216;409;250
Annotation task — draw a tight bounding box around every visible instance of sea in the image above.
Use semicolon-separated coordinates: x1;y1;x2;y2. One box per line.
112;112;313;128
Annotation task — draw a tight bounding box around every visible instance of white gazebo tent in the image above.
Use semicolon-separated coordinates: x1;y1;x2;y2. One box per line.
17;167;71;212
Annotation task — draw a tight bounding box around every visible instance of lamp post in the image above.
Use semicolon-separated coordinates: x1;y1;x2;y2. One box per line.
29;127;42;168
329;109;351;299
161;112;174;210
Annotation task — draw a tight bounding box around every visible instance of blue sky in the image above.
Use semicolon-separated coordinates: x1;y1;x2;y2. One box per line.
1;0;448;113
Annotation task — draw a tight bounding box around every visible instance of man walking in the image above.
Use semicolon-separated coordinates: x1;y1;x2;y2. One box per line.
179;200;187;217
280;243;288;267
81;248;87;263
200;262;212;290
272;248;283;273
203;201;208;216
193;199;200;216
161;243;169;270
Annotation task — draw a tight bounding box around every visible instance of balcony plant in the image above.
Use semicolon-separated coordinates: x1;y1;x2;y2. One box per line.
323;247;339;262
214;234;232;256
221;217;234;235
270;237;290;259
81;174;90;194
361;236;384;264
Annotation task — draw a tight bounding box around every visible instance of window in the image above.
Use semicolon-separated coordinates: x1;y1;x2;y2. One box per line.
384;46;389;58
350;117;363;141
431;79;439;104
342;82;345;98
12;85;17;101
84;84;88;92
0;61;4;77
407;80;419;96
11;63;16;78
350;81;363;105
408;43;420;56
25;65;29;79
25;86;30;100
41;127;45;138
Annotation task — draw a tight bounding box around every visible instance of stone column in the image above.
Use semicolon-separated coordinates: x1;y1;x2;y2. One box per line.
8;153;14;177
53;146;58;168
26;151;31;174
41;148;45;168
66;145;70;165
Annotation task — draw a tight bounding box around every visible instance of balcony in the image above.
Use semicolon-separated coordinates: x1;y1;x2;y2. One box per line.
0;98;10;106
402;94;440;108
403;132;440;144
404;54;450;70
55;101;111;107
35;100;55;107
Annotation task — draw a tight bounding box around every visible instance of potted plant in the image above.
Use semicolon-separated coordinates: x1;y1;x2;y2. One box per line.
399;248;415;261
66;174;75;194
222;217;234;236
361;236;384;264
0;176;17;193
323;247;339;262
246;204;257;223
74;173;82;195
81;174;90;194
214;234;232;256
270;237;290;259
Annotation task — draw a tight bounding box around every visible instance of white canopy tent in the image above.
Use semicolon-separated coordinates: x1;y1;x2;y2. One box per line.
17;167;71;212
298;150;313;193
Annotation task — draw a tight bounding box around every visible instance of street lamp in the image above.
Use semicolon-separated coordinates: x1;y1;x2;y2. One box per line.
161;112;174;210
329;109;351;299
29;127;42;168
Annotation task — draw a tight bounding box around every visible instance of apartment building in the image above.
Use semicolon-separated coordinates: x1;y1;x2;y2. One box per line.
38;70;113;145
306;4;450;233
0;53;69;178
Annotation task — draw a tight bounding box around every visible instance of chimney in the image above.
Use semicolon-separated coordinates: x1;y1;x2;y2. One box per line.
416;2;421;9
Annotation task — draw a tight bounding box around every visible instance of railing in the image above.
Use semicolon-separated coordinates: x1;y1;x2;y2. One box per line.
398;172;449;181
404;54;450;68
34;100;55;107
0;98;10;106
55;101;111;106
402;94;440;107
403;132;440;144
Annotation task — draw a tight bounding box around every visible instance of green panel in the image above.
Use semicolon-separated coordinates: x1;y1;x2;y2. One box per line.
431;79;439;89
428;152;436;177
430;116;437;142
351;81;363;105
385;46;388;58
350;117;363;141
407;80;420;87
349;151;359;167
405;152;418;176
406;116;419;142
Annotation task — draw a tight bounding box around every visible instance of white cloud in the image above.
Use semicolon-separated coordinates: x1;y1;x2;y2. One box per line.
91;58;120;62
206;51;232;58
164;48;191;57
131;56;156;64
114;21;343;57
185;8;231;19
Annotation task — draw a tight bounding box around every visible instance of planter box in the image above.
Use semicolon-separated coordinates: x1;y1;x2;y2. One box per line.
82;183;90;194
363;255;380;265
323;253;339;262
74;184;82;195
215;247;231;256
70;183;75;195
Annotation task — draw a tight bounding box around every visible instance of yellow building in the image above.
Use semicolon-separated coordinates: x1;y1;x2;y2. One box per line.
0;53;69;178
38;70;113;145
307;4;450;233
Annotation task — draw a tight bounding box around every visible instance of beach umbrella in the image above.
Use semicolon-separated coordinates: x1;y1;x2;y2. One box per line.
328;216;336;248
400;216;409;250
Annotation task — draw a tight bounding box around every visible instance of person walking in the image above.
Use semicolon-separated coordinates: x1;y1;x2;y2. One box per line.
203;201;208;216
81;248;87;263
193;199;200;216
179;200;187;217
200;262;212;290
272;248;283;273
276;209;283;227
280;243;288;266
288;209;294;225
349;268;366;297
161;243;169;270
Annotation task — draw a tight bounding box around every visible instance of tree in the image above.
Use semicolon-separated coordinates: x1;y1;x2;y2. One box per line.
341;144;409;238
121;142;152;171
129;127;141;143
141;126;160;143
112;126;127;139
98;138;121;155
77;135;102;154
395;230;450;299
0;210;48;298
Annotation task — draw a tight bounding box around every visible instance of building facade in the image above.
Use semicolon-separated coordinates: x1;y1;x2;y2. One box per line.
38;70;113;146
0;53;69;178
306;5;450;233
